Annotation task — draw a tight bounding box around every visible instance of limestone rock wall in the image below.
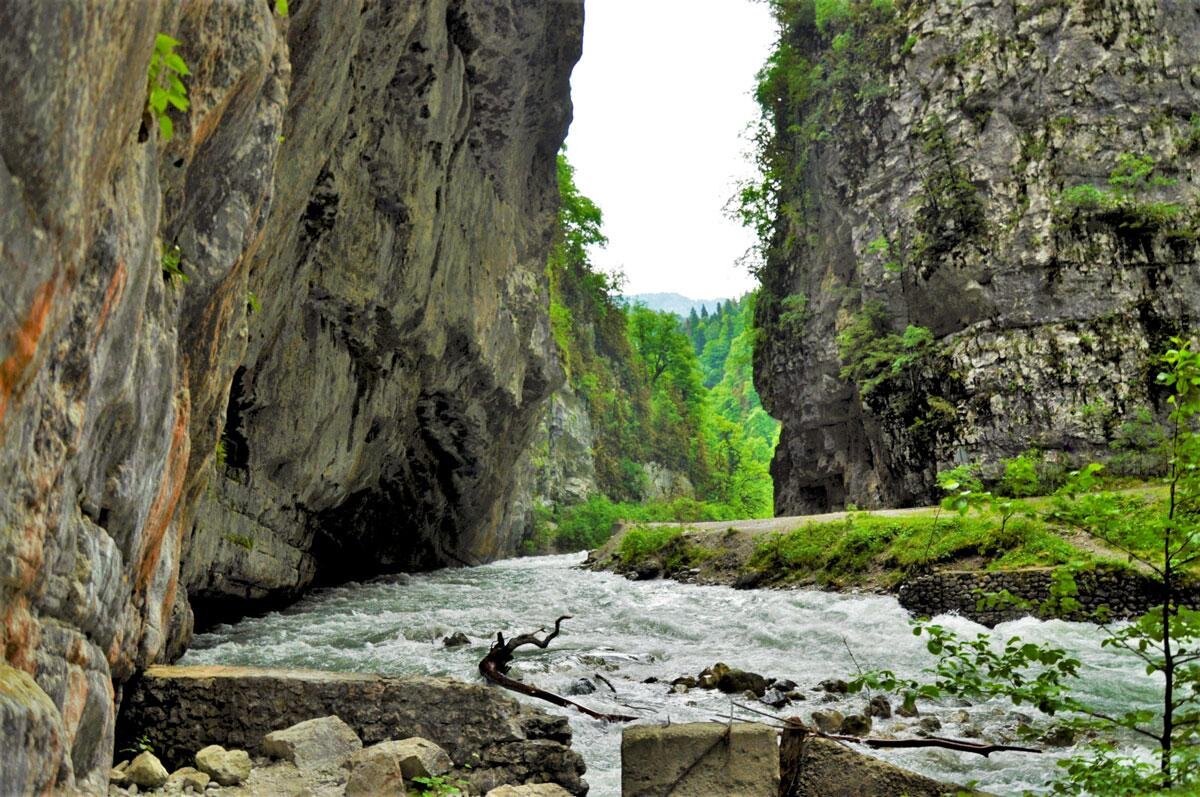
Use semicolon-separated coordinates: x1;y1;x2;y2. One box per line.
0;1;580;790
755;0;1200;514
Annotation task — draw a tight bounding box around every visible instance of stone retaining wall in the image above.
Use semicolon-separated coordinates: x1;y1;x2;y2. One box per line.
898;567;1200;626
116;665;586;795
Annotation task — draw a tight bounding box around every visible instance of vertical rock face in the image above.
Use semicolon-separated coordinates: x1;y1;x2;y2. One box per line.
755;0;1200;515
0;0;580;790
183;0;580;621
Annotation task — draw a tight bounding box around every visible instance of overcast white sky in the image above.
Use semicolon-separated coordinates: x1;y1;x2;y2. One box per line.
565;0;776;299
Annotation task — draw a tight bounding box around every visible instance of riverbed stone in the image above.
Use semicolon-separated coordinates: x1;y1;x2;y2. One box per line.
443;632;471;648
696;663;731;689
622;722;779;797
345;741;410;796
867;695;892;718
167;767;211;791
486;785;573;797
127;752;169;789
717;668;769;697
195;745;251;786
262;715;362;770
810;709;843;734
841;714;872;736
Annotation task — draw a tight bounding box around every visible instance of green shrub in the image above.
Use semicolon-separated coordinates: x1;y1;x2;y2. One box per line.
146;33;190;142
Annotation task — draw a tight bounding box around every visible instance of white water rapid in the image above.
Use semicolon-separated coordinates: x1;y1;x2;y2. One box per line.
182;553;1159;796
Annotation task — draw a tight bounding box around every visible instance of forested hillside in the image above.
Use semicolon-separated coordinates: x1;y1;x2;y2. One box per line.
530;156;778;551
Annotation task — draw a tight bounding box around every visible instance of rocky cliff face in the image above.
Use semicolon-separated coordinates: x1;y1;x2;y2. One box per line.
755;0;1200;515
0;1;580;791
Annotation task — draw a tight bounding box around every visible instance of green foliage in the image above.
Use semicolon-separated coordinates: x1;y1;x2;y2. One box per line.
215;439;227;469
619;526;684;563
274;0;289;17
1056;152;1192;238
146;33;190;142
411;774;469;797
161;243;188;284
119;733;155;758
223;533;254;551
548;495;748;553
777;292;809;331
814;0;851;31
246;292;262;314
836;302;936;396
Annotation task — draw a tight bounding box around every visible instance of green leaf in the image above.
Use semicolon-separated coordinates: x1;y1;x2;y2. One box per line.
158;114;174;142
163;52;188;75
275;0;289;16
149;89;168;113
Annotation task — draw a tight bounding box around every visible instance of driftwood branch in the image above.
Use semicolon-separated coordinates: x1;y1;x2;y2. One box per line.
733;703;1041;757
479;616;637;723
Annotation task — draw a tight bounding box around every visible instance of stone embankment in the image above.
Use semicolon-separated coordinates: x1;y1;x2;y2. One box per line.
116;665;587;795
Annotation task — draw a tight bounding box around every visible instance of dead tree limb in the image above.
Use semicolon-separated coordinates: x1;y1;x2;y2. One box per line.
479;616;637;723
733;703;1041;757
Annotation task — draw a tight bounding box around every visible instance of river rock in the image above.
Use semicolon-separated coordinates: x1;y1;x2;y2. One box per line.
262;716;362;770
717;669;769;697
486;785;573;797
781;734;971;796
761;688;789;709
391;737;453;781
810;710;843;734
195;745;251;786
1040;725;1077;747
867;695;892;719
167;767;211;791
917;716;942;735
819;678;849;694
443;632;471;648
841;714;872;736
127;752;169;789
565;678;596;696
345;741;411;797
696;663;731;689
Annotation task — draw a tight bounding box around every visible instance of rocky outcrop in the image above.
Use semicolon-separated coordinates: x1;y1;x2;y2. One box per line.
0;0;580;790
755;0;1200;514
117;665;587;795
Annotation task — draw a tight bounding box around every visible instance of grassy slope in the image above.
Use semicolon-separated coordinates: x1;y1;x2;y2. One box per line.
590;485;1178;592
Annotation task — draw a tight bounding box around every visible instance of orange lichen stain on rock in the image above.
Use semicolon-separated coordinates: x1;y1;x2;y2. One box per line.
0;279;56;428
1;599;40;674
135;393;192;596
89;259;127;348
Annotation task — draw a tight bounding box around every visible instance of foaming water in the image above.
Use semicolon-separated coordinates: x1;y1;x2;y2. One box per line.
183;553;1158;796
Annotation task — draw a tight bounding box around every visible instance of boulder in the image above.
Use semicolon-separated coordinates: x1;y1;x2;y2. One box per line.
262;715;362;770
716;669;769;698
127;751;169;789
781;734;974;796
167;766;211;791
390;737;453;781
696;663;731;689
760;689;789;709
443;632;471;648
917;716;941;735
819;679;848;694
810;710;843;734
345;741;409;797
841;714;872;736
486;785;573;796
565;678;596;696
622;722;779;796
867;695;892;719
195;745;251;786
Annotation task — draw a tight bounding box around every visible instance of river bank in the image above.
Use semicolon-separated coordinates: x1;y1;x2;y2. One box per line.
584;502;1200;625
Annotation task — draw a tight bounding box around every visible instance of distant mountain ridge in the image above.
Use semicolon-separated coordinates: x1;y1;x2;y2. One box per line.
624;292;733;318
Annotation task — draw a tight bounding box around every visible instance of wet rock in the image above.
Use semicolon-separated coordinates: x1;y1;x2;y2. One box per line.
841;714;872;736
810;710;844;734
262;716;362;770
761;688;790;709
565;678;596;696
819;679;849;694
895;697;919;718
717;669;769;698
867;695;892;719
1040;726;1077;747
194;745;251;786
670;683;689;694
127;752;169;789
786;691;806;702
782;735;971;796
670;676;698;689
917;716;942;735
772;679;798;692
697;663;731;689
443;632;471;648
733;571;767;589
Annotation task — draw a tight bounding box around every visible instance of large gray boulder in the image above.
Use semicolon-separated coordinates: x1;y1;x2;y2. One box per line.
126;751;169;789
262;716;362;771
195;745;251;786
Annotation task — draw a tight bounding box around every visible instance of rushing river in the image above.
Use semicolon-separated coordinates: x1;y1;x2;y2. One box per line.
182;553;1159;796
